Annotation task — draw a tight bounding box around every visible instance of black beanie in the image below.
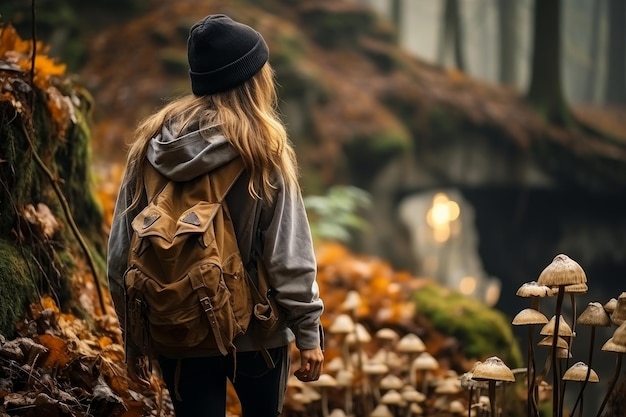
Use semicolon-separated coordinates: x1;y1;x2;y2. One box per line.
187;14;269;96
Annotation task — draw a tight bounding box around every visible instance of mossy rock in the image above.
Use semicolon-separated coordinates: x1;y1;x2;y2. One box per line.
343;128;412;187
299;3;377;48
413;282;523;368
0;240;37;337
0;47;106;333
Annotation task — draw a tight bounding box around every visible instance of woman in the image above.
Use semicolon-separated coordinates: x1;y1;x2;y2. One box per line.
106;14;324;417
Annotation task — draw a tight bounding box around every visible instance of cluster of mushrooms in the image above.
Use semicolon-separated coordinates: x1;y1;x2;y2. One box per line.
287;254;625;417
511;254;626;417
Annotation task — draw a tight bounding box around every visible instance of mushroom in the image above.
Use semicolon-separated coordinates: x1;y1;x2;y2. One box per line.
335;369;354;416
329;314;356;371
397;334;426;370
562;361;599;417
595;323;626;417
471;356;515;417
610;292;626;325
307;373;337;417
376;328;400;364
537;254;586;417
363;362;390;402
410;352;439;393
328;409;348;417
512;307;549;416
380;374;405;395
449;399;466;416
460;363;488;417
604;298;618;315
569;302;611;416
380;389;404;416
370;404;394;417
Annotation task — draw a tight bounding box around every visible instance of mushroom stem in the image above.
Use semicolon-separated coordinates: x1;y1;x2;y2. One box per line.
551;286;565;417
570;326;596;417
488;380;497;417
594;353;623;417
468;386;473;417
527;325;536;417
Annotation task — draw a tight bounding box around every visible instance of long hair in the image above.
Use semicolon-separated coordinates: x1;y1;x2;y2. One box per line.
123;63;298;213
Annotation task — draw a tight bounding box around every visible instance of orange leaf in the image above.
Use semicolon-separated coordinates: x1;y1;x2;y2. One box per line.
37;333;71;368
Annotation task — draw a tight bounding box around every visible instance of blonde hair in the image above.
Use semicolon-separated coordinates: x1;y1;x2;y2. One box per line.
123;63;298;212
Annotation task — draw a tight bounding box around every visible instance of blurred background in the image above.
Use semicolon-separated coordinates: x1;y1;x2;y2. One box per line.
1;0;625;415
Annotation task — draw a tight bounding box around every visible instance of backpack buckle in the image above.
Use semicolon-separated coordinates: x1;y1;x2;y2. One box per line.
199;296;213;312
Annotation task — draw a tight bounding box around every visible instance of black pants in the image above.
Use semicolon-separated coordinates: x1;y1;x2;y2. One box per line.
158;346;289;417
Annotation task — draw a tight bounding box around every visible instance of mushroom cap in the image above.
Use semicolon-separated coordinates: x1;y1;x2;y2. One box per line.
577;302;611;327
516;281;552;298
329;314;355;334
335;369;354;387
601;337;626;353
363;362;389;375
396;333;426;353
538;335;569;349
380;389;404;405
604;298;618;314
324;357;345;373
562;361;599;382
537;254;587;287
376;327;400;342
471;356;515;382
341;290;361;312
555;347;572;359
540;315;574;337
401;388;426;403
449;400;466;414
613;321;626;346
379;374;404;391
434;378;462;394
412;352;439;370
346;323;372;345
328;409;348;417
513;308;549;325
610;293;626;325
409;402;424;415
307;373;337;388
563;282;589;294
369;404;394;417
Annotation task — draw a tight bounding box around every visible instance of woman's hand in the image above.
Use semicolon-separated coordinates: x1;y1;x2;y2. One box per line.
294;346;324;382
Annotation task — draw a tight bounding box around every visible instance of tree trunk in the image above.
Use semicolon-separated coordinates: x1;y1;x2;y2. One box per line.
497;0;518;86
390;0;402;45
437;0;466;71
526;0;570;124
605;0;626;104
584;0;604;104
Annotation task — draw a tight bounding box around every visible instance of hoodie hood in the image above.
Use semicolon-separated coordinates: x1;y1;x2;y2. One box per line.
146;124;239;182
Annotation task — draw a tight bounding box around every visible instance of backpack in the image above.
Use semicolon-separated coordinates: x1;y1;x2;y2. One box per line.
123;157;252;358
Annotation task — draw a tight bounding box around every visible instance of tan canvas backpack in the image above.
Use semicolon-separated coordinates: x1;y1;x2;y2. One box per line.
123;158;252;358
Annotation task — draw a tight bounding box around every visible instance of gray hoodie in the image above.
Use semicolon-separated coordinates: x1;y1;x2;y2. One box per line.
106;124;323;357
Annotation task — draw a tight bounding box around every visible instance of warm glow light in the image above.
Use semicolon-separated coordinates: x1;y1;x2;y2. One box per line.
426;193;461;243
433;224;451;242
484;281;501;306
459;276;477;295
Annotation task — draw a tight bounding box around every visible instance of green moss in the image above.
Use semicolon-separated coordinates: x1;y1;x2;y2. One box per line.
414;282;523;368
343;128;411;186
301;5;376;48
0;239;37;337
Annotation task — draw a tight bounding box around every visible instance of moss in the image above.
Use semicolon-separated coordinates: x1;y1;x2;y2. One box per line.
342;128;411;187
414;282;523;368
300;4;376;48
0;239;38;337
